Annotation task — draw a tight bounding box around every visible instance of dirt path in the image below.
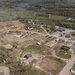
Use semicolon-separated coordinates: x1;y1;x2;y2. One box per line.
0;66;10;75
40;26;48;34
58;55;75;75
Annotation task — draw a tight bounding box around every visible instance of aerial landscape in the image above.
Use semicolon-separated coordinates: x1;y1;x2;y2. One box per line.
0;0;75;75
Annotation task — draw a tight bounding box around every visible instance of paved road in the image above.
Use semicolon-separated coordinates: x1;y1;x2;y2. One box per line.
58;55;75;75
0;66;10;75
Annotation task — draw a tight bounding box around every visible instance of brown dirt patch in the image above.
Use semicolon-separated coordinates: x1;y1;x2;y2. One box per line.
39;57;59;71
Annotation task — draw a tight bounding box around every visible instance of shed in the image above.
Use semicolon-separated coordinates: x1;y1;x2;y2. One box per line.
72;50;75;54
24;54;32;59
36;42;42;45
65;34;72;38
48;73;52;75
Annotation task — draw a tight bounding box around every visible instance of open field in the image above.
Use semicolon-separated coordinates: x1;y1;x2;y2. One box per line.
51;15;67;21
73;63;75;71
55;50;71;59
0;73;3;75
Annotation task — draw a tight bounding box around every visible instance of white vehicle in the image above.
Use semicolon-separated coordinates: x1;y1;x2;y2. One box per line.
48;73;52;75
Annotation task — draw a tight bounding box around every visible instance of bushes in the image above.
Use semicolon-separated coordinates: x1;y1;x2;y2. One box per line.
57;22;75;29
0;47;9;63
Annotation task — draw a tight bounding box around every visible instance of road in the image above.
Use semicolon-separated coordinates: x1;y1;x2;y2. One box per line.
0;66;10;75
58;55;75;75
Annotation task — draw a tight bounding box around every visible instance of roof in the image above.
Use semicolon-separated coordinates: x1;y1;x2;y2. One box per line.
60;46;70;51
37;42;42;45
24;54;32;59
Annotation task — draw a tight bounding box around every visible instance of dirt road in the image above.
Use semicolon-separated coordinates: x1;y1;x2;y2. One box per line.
0;66;10;75
58;55;75;75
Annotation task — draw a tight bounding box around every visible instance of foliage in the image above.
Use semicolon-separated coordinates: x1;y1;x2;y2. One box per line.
73;63;75;71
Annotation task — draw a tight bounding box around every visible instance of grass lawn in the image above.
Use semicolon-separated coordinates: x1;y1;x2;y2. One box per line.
24;68;46;75
10;65;46;75
0;8;35;21
51;15;67;21
56;50;71;59
37;16;52;24
0;73;4;75
20;45;51;56
62;22;75;24
72;63;75;71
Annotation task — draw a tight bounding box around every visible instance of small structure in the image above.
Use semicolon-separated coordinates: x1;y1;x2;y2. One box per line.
36;42;42;45
55;26;60;30
67;18;74;21
28;27;33;31
65;34;72;38
48;73;52;75
70;69;75;74
24;54;32;59
55;38;59;42
60;46;70;51
72;50;75;54
49;14;52;19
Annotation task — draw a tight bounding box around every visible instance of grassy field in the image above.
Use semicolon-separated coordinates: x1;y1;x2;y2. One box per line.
0;8;35;21
0;8;67;23
59;50;71;59
51;15;67;21
0;73;4;75
73;63;75;71
56;50;71;59
21;45;51;56
24;68;46;75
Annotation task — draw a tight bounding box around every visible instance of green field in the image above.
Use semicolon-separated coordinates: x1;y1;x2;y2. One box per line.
51;15;67;21
21;45;51;56
56;50;71;59
0;73;4;75
0;9;35;21
24;68;46;75
72;63;75;71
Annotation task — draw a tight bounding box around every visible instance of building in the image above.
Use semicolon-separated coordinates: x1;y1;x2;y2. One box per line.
48;73;52;75
36;42;42;45
72;50;75;54
65;34;72;38
24;54;32;59
60;46;70;51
